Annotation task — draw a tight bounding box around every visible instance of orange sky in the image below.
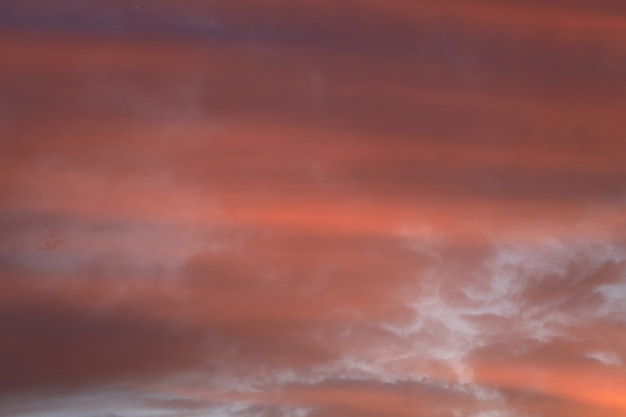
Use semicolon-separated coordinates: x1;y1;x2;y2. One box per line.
1;1;625;417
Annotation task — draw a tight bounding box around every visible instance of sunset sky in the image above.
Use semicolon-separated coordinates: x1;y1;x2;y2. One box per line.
1;1;626;416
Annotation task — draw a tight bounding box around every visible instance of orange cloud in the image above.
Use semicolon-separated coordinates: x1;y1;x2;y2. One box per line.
1;1;625;416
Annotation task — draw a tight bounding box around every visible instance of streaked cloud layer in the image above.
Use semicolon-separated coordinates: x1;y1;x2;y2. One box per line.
1;1;625;416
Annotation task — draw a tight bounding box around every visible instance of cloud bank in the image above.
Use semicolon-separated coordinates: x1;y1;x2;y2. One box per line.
1;1;625;416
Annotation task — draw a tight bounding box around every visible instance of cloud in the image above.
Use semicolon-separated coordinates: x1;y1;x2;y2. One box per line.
1;1;626;416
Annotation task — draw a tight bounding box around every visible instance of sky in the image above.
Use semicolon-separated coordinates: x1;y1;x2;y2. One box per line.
1;1;625;416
